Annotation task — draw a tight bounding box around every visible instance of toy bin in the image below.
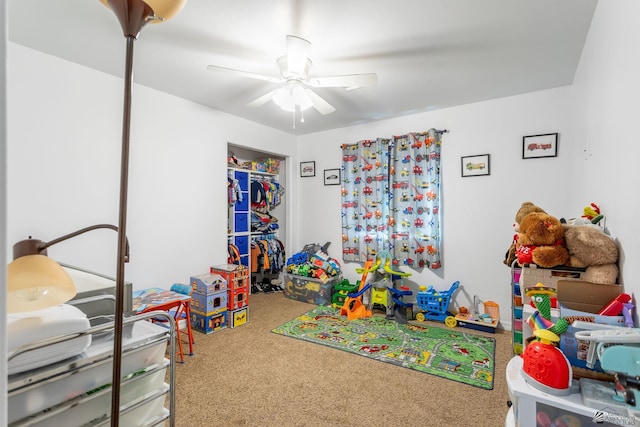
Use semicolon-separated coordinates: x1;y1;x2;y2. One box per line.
210;264;250;290
190;290;228;315
234;170;249;191
520;264;585;305
234;213;249;232
191;310;227;334
191;273;227;294
284;273;343;305
228;307;249;328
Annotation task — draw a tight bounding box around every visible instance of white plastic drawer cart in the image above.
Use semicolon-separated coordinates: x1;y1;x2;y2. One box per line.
8;311;177;426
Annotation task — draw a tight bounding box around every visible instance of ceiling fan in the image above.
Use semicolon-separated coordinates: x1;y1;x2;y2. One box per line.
206;35;377;116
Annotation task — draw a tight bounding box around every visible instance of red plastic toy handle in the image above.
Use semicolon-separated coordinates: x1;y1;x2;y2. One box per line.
598;293;632;316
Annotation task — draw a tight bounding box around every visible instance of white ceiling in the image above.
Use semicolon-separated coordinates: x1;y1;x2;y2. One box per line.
8;0;598;135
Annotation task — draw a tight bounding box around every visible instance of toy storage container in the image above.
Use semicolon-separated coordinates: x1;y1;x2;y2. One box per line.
191;310;227;334
283;273;343;305
520;264;585;305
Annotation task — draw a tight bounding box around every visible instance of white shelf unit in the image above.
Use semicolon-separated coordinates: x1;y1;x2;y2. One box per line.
228;167;281;276
506;356;630;427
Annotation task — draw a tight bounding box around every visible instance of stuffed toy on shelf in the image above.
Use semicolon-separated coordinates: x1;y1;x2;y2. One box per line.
563;224;619;284
516;211;569;268
504;201;546;266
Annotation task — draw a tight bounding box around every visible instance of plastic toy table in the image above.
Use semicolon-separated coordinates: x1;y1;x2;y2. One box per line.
132;287;194;362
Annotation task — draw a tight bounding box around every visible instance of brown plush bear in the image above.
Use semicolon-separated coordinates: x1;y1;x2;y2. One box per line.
516;211;569;268
504;201;546;266
563;224;619;284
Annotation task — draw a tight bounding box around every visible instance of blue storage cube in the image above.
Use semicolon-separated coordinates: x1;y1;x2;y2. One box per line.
234;235;249;255
234;213;249;232
236;194;249;212
234;170;249;191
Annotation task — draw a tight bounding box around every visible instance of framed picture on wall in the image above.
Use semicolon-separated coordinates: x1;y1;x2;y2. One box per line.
461;154;490;177
324;169;341;185
522;133;558;159
300;161;316;177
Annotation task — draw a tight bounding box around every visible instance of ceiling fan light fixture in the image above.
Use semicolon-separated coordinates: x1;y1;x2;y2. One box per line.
273;82;313;112
277;56;312;80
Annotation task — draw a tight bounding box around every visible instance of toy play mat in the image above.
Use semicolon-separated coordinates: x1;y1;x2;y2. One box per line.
272;306;496;390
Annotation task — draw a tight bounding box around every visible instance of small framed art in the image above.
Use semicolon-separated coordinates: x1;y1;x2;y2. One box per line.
522;133;558;159
324;169;341;186
461;154;490;177
300;161;316;177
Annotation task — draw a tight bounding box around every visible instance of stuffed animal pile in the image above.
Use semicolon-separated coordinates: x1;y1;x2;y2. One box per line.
515;211;569;268
504;201;619;284
563;221;619;284
503;201;547;266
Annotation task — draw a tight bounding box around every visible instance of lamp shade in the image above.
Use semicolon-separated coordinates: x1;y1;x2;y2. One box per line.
7;255;77;313
99;0;187;23
273;83;313;112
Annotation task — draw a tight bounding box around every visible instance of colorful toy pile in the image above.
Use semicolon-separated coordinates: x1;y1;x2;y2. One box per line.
285;243;341;284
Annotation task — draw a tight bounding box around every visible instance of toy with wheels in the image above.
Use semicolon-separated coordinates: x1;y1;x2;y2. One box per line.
340;259;376;320
415;281;460;327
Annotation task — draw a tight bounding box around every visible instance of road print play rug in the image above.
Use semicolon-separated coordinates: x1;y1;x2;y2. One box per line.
272;305;495;390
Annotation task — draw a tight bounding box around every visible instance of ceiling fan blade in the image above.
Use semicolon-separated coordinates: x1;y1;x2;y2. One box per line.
206;65;281;84
286;35;311;77
247;90;278;108
308;73;377;90
305;89;336;115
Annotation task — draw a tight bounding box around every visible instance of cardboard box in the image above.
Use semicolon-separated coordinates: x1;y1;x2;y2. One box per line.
228;307;249;328
190;290;228;315
191;310;227;334
557;280;625;372
210;264;250;290
227;286;249;310
557;280;623;314
284;274;343;305
191;273;227;295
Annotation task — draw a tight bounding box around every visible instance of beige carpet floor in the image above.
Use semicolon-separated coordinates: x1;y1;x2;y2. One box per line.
172;292;513;426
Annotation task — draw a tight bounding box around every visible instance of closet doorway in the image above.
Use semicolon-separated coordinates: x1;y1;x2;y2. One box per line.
227;144;288;292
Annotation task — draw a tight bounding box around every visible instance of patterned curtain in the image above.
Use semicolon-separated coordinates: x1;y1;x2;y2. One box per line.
341;129;443;269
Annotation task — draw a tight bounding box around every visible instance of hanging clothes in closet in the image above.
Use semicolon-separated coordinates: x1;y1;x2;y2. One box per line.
250;236;286;293
250;176;284;233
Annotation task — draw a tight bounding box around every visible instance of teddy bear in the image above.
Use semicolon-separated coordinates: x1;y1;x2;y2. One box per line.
516;211;569;268
563;224;619;284
504;201;546;266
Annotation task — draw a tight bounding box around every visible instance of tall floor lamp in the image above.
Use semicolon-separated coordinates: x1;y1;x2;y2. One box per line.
97;0;186;425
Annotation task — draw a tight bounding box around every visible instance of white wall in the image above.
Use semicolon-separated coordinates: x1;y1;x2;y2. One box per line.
7;44;297;290
5;2;639;334
297;1;640;329
298;87;577;327
569;0;640;295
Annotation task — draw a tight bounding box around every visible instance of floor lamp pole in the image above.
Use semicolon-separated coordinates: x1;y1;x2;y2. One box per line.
100;1;186;424
110;33;135;427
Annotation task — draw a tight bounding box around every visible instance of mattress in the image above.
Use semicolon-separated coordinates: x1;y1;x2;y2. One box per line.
7;304;92;375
